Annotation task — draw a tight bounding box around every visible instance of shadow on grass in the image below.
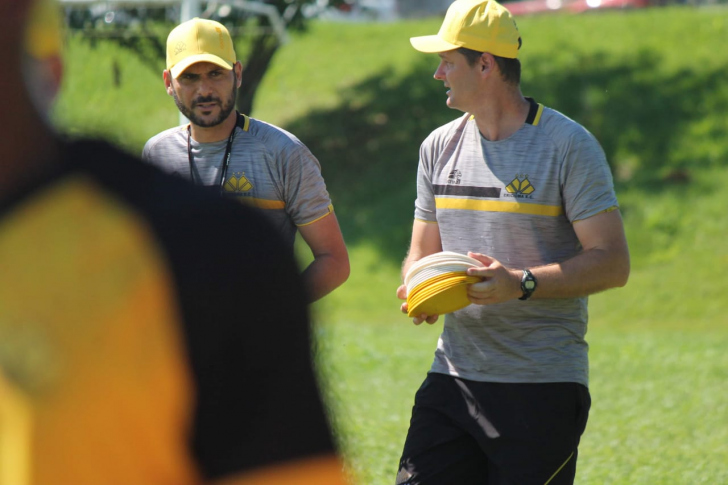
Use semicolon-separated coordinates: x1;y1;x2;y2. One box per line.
284;51;727;265
525;48;728;189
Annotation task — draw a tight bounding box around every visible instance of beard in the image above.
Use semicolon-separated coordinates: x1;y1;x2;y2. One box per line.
172;76;237;128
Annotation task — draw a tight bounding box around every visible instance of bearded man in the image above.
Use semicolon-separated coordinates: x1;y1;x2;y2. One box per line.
144;18;349;303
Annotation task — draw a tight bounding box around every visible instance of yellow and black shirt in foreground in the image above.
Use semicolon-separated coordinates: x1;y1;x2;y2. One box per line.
0;139;338;485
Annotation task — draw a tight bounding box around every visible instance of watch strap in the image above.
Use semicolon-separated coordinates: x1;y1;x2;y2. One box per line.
519;268;537;301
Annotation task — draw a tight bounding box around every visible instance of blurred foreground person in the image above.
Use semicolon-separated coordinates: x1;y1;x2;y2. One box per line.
395;1;630;483
143;18;349;302
0;2;347;484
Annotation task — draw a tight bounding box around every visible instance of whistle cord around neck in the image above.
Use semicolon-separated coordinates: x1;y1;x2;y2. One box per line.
187;112;240;194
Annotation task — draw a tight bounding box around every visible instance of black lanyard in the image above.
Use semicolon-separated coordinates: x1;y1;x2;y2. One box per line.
187;112;240;194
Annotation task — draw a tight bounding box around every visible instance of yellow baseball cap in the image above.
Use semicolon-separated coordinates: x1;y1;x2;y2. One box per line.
166;18;236;78
410;0;521;58
25;0;64;60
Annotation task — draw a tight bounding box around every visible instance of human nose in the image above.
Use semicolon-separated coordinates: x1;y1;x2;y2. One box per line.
434;61;446;81
196;76;214;96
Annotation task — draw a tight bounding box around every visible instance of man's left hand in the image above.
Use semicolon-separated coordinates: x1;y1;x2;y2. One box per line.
465;252;522;305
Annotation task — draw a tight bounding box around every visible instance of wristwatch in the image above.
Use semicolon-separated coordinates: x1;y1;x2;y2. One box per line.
519;269;537;301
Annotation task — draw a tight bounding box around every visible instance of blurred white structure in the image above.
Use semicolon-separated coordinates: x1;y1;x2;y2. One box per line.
396;0;451;17
302;0;452;22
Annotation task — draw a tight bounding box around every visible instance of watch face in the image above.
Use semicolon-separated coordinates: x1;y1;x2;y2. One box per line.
525;280;536;290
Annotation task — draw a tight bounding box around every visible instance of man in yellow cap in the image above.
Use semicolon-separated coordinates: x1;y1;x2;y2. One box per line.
395;1;630;483
143;17;349;303
1;2;347;484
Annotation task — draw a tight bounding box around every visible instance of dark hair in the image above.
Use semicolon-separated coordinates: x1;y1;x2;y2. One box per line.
457;47;521;86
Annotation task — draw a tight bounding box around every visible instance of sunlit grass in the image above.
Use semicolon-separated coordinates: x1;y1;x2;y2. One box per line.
57;6;728;483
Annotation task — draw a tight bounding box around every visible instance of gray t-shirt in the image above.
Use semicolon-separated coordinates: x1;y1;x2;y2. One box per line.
414;100;618;387
142;114;333;248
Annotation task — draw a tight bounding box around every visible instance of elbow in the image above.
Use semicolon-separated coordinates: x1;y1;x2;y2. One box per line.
305;252;350;303
325;249;350;291
615;271;630;289
338;253;351;286
614;255;631;289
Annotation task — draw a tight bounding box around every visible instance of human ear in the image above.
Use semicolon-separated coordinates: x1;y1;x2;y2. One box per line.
234;61;243;88
163;70;175;96
480;53;495;74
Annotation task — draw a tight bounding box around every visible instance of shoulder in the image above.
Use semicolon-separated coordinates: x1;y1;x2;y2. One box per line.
143;125;187;155
535;106;601;150
244;117;311;154
421;113;472;153
64;138;279;241
426;113;472;144
429;113;472;140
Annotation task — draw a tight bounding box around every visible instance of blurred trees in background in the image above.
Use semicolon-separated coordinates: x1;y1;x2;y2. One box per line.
64;0;349;114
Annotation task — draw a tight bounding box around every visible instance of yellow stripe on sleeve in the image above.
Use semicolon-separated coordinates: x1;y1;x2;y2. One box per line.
297;204;334;227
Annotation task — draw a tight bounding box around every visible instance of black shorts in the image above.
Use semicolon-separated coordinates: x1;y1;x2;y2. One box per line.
396;373;591;485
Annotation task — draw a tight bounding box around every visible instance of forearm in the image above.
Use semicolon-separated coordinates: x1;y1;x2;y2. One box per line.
401;220;443;281
297;212;349;302
400;252;421;282
526;209;630;300
467;210;630;304
301;253;350;302
521;245;630;300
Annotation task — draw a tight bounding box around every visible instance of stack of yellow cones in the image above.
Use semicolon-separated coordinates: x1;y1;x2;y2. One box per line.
405;251;482;318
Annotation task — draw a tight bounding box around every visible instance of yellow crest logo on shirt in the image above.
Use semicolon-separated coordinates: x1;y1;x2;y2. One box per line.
223;172;253;193
505;175;535;196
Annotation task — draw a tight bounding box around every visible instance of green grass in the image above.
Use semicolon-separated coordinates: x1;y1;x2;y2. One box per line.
580;328;728;484
56;6;728;484
54;30;175;152
314;313;728;484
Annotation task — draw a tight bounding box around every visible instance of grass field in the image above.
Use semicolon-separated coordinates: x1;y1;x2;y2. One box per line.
55;6;728;484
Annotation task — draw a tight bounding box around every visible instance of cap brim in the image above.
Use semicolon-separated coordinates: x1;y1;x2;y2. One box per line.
170;54;234;78
410;35;460;53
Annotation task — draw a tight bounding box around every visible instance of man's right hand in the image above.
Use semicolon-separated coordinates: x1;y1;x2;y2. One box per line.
397;284;439;325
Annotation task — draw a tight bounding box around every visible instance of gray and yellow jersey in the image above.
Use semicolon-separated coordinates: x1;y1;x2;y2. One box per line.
415;98;619;387
143;113;333;248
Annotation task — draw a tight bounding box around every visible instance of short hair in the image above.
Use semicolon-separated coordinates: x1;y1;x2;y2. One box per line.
457;47;521;86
